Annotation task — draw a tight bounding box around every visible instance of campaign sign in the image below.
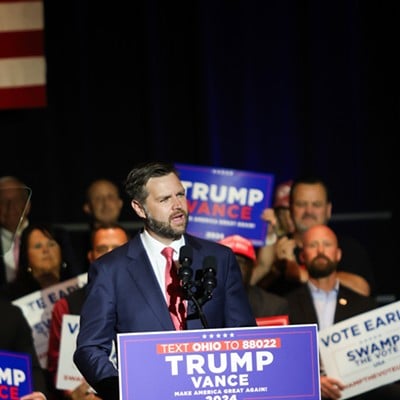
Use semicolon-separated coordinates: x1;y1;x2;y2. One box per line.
0;351;33;399
175;164;274;247
56;314;84;390
12;273;88;369
319;300;400;399
57;314;116;391
118;325;320;400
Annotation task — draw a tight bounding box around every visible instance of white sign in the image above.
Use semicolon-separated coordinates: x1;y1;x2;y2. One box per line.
57;314;116;391
57;314;85;390
12;273;88;368
319;300;400;399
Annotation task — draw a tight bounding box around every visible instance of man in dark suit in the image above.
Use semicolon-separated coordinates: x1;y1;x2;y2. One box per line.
74;162;256;400
286;224;400;400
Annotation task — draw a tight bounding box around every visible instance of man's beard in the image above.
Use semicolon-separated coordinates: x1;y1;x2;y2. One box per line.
307;255;337;279
144;210;188;240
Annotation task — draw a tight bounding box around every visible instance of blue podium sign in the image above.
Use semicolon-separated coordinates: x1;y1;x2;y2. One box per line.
0;351;33;399
118;325;320;400
175;164;274;247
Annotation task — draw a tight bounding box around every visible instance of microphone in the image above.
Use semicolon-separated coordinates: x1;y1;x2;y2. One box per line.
202;256;217;298
184;254;216;329
178;245;193;290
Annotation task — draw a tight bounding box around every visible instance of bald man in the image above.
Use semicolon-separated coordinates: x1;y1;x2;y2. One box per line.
286;224;400;400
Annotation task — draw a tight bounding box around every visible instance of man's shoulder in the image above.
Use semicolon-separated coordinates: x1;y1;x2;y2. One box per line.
337;284;378;317
284;284;309;301
338;283;375;302
185;234;232;252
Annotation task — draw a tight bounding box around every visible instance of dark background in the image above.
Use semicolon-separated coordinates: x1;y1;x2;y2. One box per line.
1;1;397;297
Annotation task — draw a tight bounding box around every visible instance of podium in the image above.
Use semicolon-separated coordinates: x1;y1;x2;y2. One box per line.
117;324;320;399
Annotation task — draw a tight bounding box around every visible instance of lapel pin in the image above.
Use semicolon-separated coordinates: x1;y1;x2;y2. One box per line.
339;298;347;306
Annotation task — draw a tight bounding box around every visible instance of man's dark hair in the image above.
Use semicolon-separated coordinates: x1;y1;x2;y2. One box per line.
124;162;178;203
90;222;130;246
289;176;331;205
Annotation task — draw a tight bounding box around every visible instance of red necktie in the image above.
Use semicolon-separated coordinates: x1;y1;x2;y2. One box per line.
162;247;186;330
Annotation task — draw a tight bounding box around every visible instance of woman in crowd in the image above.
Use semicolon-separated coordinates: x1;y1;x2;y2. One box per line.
0;222;79;301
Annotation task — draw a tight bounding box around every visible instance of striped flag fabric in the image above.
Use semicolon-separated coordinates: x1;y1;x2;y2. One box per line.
0;0;46;109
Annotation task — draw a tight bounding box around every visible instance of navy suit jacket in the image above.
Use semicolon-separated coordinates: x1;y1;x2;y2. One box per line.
285;283;377;327
74;232;256;396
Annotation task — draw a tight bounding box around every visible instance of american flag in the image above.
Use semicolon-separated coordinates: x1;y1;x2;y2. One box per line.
0;0;46;109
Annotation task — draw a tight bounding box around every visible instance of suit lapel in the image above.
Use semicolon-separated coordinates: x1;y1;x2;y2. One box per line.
125;237;174;329
299;287;319;324
335;286;351;322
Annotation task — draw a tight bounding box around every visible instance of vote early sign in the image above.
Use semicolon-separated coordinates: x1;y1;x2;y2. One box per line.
319;300;400;399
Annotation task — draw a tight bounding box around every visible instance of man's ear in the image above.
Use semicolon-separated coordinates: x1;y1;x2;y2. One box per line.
87;250;94;263
299;250;305;264
83;203;91;216
131;200;146;219
336;248;342;263
327;202;333;220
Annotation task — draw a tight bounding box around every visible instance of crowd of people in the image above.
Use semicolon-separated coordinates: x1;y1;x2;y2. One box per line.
0;164;397;400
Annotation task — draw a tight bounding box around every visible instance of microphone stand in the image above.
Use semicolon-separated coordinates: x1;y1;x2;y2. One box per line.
178;249;217;330
181;269;217;329
185;289;209;329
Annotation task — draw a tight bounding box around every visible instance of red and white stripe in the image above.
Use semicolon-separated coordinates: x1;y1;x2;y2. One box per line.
0;0;46;109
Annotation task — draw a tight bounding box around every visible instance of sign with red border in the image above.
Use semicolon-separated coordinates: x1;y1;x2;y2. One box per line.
118;324;320;399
